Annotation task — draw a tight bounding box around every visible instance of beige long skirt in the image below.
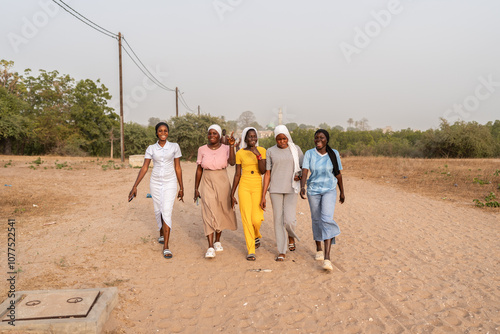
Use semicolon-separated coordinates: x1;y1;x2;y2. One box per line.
200;169;238;236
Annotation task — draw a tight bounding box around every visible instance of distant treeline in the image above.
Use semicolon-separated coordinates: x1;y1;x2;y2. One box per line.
260;119;500;158
1;60;499;159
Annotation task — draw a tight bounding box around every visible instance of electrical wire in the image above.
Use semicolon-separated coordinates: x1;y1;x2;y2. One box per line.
122;37;175;92
57;0;118;37
52;0;199;112
178;90;196;112
52;0;117;40
121;46;174;92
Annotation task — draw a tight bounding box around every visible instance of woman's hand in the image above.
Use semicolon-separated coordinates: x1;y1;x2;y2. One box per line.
300;188;307;200
339;191;345;204
231;196;238;209
177;189;184;202
260;198;266;211
227;132;235;146
194;189;201;202
128;187;137;201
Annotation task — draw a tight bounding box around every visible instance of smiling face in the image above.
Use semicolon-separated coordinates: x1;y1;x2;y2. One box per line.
208;129;220;145
314;132;327;151
276;133;289;149
157;125;169;142
245;129;258;148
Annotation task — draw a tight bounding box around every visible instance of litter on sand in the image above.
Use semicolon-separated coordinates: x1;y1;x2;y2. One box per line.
146;193;152;198
248;269;272;273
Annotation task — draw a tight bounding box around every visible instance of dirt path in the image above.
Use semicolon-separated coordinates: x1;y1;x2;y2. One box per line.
1;157;498;333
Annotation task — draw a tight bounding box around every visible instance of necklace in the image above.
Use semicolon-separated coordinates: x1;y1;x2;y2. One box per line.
208;143;221;150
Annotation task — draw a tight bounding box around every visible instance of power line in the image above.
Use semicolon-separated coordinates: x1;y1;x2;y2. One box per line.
122;37;175;92
121;46;174;92
57;0;118;37
178;90;195;112
52;0;117;40
52;0;199;114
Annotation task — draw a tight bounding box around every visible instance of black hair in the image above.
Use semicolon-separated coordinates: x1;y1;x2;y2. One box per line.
315;129;340;176
155;122;169;138
245;128;257;141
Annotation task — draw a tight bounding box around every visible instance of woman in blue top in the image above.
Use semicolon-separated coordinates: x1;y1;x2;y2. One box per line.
300;129;345;271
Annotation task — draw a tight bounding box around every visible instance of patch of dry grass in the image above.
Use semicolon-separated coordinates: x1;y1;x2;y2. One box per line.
344;157;500;209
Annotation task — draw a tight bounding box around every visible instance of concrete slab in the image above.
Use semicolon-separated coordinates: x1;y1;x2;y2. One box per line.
0;288;118;334
4;290;99;321
129;155;152;167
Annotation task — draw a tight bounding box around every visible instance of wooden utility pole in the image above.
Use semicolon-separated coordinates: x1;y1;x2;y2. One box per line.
118;32;124;162
198;105;200;116
110;128;115;159
175;87;179;117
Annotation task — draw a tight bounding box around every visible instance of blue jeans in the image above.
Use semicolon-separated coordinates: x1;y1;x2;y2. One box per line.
307;188;340;242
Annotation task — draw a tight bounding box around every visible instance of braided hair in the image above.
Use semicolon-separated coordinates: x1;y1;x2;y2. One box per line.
315;129;340;176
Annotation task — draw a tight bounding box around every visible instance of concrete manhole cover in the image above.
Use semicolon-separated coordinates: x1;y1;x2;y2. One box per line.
2;290;99;322
0;288;117;333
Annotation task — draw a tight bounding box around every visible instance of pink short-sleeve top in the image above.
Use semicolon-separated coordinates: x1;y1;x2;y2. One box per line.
196;144;229;170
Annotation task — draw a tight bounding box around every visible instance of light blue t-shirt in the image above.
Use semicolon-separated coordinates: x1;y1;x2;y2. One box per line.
302;148;342;195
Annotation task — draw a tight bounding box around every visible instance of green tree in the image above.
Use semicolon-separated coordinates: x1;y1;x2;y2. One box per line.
124;122;156;157
421;119;495;158
168;113;228;160
0;86;30;154
285;122;298;131
318;122;330;130
148;117;161;127
69;79;119;156
238;111;256;129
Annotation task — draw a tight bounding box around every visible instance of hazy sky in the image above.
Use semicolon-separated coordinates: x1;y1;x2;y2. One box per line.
2;0;500;131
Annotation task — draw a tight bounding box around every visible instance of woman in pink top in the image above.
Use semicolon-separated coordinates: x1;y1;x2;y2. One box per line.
194;124;238;258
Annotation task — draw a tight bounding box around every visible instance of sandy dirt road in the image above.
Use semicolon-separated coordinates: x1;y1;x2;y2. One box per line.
0;156;498;333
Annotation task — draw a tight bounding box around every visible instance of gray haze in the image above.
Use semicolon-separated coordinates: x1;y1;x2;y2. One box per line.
2;0;500;130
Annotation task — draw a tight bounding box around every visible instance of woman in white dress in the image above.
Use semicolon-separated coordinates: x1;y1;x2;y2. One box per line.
129;122;184;259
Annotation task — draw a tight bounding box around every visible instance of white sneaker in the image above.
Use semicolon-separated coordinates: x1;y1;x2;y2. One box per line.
214;242;223;252
315;251;324;261
205;247;216;258
323;260;333;271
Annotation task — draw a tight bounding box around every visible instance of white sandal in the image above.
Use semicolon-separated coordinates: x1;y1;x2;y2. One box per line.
315;251;324;261
214;242;223;252
323;260;333;271
205;247;216;258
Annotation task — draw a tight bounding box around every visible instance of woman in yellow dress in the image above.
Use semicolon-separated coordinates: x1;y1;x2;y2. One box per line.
231;127;266;261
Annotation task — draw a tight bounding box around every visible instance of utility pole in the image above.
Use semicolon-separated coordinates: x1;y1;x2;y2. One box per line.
175;87;179;117
118;32;124;162
110;128;114;159
198;105;200;116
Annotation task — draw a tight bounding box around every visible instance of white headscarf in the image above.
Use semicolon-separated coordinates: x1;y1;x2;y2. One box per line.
240;127;259;149
208;124;222;138
274;125;301;193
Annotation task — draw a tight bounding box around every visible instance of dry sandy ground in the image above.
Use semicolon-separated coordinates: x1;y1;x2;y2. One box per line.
0;156;499;333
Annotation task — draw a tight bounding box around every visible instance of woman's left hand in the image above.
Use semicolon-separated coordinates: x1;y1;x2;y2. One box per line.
250;147;260;156
177;189;184;202
339;191;345;204
227;132;235;146
194;189;201;202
